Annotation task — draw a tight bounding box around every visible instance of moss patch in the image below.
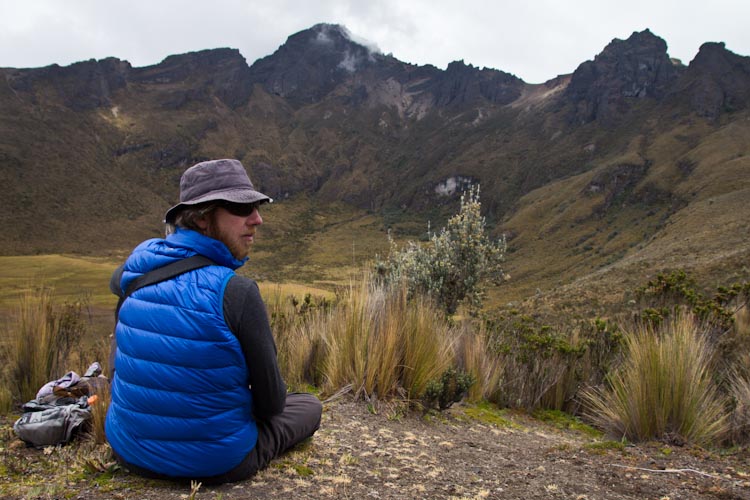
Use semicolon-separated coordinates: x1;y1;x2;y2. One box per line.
463;401;520;429
533;409;603;438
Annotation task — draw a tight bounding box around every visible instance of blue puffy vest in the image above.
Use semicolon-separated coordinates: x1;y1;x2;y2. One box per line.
105;228;258;478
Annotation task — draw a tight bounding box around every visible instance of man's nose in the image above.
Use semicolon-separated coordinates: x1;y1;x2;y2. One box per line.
247;209;262;226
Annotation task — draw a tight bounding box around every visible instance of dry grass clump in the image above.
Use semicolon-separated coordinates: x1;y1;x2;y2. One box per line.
265;287;327;390
271;274;467;403
87;380;111;445
0;287;87;410
582;312;729;446
396;290;455;399
729;371;750;443
0;285;110;447
320;278;379;396
319;277;456;401
457;321;502;403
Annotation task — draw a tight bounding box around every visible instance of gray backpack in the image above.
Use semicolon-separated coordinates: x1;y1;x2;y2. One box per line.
13;397;92;447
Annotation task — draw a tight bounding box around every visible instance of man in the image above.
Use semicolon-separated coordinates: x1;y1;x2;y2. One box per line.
106;159;322;484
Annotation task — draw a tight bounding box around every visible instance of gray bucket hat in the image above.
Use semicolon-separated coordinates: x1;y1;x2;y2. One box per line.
164;159;272;223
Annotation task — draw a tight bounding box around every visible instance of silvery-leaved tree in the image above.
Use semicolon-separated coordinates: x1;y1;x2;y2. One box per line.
376;184;506;315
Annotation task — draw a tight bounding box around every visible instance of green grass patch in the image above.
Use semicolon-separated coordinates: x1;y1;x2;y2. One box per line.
463;401;520;429
532;409;603;438
248;198;394;284
258;282;335;303
0;255;119;310
273;456;315;477
292;464;314;477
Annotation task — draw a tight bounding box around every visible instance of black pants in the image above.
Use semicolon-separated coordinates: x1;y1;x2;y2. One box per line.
115;393;323;485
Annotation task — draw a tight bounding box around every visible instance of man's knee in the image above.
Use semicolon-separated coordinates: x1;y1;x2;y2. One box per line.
287;393;322;429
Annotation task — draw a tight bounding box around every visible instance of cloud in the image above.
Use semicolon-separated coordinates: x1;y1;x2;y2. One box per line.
0;0;748;82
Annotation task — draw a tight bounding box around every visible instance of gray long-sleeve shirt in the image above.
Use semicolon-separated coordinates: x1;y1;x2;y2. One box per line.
223;275;287;421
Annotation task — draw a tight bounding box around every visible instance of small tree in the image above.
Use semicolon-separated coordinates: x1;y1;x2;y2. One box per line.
377;185;506;315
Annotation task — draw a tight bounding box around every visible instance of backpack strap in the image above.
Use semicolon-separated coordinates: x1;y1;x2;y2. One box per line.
109;255;216;378
114;255;216;317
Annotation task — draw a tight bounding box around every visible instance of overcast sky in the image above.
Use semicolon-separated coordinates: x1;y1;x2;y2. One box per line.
1;0;748;84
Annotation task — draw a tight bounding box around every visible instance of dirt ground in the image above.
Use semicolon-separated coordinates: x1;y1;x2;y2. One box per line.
2;396;750;500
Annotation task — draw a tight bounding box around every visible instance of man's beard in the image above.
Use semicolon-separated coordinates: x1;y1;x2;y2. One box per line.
206;222;250;261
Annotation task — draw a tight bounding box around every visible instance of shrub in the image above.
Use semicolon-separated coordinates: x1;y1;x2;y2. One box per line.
572;317;625;409
423;367;475;410
484;312;586;410
636;270;750;337
635;271;750;391
581;312;729;446
376;185;506;315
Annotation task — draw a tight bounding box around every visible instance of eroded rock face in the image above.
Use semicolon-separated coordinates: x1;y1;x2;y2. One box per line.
6;57;131;111
419;60;523;107
5;49;255;110
673;42;750;119
131;48;253;109
565;29;683;123
6;25;749;125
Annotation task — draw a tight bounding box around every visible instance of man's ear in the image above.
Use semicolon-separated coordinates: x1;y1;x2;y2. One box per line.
196;213;210;231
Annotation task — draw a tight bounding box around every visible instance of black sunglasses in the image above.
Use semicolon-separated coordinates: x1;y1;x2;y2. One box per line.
219;201;261;217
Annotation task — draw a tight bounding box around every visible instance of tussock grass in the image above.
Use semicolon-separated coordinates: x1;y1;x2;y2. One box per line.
268;289;327;390
457;322;502;403
0;387;12;416
582;312;729;446
272;273;458;402
320;277;456;400
364;285;401;398
0;287;87;408
397;291;455;400
321;278;375;396
730;373;750;443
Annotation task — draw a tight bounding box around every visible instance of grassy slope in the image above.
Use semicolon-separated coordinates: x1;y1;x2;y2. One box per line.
493;109;750;313
2;64;748;319
2;110;748;325
0;196;385;336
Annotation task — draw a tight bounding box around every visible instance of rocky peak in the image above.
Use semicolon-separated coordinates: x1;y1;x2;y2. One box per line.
566;29;683;123
247;23;527;110
673;42;750;118
248;23;382;105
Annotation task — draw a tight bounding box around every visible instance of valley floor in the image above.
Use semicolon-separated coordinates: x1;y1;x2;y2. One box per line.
2;397;750;499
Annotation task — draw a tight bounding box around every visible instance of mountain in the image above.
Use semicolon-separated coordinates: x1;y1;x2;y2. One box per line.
1;23;749;304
